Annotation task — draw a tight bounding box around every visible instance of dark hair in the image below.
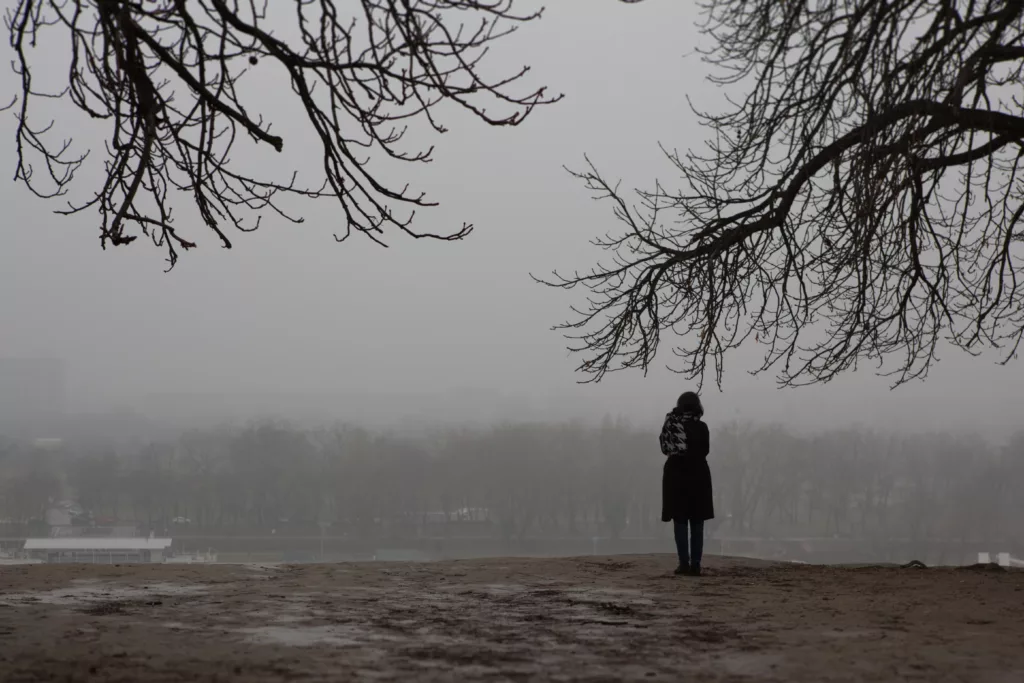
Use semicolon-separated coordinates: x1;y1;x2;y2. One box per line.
675;391;704;417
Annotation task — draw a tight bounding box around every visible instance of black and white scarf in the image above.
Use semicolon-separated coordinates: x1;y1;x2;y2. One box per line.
659;410;698;457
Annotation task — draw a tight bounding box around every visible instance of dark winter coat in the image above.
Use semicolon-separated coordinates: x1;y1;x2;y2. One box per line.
660;411;714;522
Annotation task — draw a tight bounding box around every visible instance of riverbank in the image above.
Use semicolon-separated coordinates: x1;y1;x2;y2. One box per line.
0;555;1021;681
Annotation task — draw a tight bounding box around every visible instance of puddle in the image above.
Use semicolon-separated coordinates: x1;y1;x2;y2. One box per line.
716;652;782;677
238;624;398;647
246;609;308;624
161;621;202;631
0;579;206;607
471;584;527;596
240;625;359;646
563;587;655;606
821;628;883;639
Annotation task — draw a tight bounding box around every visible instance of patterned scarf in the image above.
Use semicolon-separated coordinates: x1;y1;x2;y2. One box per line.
660;410;699;456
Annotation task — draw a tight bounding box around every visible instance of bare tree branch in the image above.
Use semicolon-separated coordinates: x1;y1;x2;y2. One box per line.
541;0;1024;389
5;0;560;268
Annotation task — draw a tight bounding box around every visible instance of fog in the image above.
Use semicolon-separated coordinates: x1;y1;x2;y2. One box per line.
1;0;1023;441
3;5;1021;681
0;418;1019;565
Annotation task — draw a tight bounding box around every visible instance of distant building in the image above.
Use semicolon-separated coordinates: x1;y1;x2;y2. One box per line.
50;524;140;539
23;537;173;564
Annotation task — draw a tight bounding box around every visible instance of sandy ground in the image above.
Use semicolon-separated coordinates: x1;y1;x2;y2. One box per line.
0;555;1022;682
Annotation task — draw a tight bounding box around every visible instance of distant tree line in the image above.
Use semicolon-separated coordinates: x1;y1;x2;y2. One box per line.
1;421;1021;548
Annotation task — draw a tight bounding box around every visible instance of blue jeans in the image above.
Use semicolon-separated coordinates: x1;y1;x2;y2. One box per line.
673;519;704;569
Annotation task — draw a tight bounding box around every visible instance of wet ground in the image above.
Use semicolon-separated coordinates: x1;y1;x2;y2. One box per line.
0;555;1021;681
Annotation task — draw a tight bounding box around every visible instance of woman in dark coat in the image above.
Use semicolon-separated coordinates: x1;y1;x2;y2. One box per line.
660;391;713;576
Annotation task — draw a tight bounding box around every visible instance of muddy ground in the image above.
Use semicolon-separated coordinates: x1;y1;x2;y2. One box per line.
0;555;1021;682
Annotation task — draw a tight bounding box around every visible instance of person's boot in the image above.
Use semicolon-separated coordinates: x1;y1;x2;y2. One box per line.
674;564;688;575
689;565;702;577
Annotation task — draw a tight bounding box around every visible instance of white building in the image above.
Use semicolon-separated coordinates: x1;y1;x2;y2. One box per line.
23;537;173;564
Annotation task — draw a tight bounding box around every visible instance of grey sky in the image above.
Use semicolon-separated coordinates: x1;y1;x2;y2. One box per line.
0;1;1021;439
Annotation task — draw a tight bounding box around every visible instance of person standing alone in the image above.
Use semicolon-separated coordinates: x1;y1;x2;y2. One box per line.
660;391;714;576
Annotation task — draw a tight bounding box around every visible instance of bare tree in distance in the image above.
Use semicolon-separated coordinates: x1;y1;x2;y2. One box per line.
540;0;1024;388
5;1;558;267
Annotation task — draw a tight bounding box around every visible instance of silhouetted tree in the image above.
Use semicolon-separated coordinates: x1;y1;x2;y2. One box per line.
6;1;557;266
2;419;1015;560
543;0;1024;388
69;451;121;520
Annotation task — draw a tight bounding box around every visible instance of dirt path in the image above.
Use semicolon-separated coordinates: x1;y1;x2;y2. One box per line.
0;555;1021;682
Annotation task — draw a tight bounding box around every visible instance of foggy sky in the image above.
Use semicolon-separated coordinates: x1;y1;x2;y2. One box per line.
1;1;1021;439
